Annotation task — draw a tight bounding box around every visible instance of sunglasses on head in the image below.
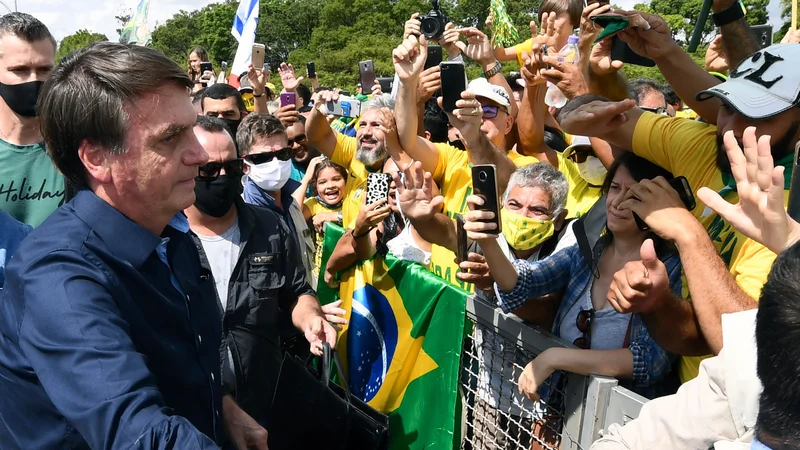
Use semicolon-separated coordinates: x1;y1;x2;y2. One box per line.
243;147;294;165
481;105;501;119
288;133;306;146
573;308;595;349
567;148;594;164
197;159;244;181
640;106;669;116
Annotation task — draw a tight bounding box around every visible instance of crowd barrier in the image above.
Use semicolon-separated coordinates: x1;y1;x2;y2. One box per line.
459;295;650;450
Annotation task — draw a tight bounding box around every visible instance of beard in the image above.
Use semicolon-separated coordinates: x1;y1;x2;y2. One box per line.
716;122;800;175
356;139;389;169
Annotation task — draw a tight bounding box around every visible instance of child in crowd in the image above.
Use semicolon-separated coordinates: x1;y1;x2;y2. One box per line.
293;157;348;280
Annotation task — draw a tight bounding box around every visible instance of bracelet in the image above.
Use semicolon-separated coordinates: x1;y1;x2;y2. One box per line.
253;92;264;98
483;60;503;78
713;2;745;27
353;226;374;239
336;211;343;224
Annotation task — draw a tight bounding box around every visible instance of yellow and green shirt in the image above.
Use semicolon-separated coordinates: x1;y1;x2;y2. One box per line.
304;197;342;280
632;112;785;383
330;133;373;229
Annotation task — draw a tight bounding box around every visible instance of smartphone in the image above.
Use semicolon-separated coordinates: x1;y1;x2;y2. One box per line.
440;61;468;114
456;214;468;264
377;77;394;93
280;92;296;108
471;165;502;235
263;63;270;73
252;43;266;70
366;173;391;207
633;176;696;231
611;36;656;67
307;61;316;79
325;96;362;118
221;61;228;73
425;45;443;70
359;60;377;94
200;61;213;74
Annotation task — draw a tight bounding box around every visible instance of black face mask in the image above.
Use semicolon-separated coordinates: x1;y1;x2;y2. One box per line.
194;174;241;217
0;80;44;117
220;118;242;140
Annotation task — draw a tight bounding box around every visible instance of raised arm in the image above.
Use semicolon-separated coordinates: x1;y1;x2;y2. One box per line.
455;27;519;119
393;162;457;252
712;0;761;69
247;65;270;114
558;95;642;152
306;89;340;158
517;48;558;166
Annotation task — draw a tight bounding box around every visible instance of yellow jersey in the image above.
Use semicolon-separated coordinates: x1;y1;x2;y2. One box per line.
304;197;342;280
330;133;375;229
632;112;783;382
512;39;534;67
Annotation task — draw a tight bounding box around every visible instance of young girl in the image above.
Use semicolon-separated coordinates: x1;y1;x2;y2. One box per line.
293;157;347;280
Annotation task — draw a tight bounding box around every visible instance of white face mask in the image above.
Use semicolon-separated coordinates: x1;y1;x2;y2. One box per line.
245;158;292;191
577;155;607;187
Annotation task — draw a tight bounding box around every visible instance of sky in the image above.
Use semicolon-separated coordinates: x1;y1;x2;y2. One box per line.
21;0;787;43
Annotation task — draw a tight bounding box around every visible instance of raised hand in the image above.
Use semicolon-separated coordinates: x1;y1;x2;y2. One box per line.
279;62;304;92
392;161;444;223
417;66;442;103
607;239;670;314
697;127;800;254
705;35;729;74
393;35;428;82
463;195;498;242
440;22;462;57
589;37;624;75
455;27;495;66
404;13;421;39
557;98;636;136
541;54;590;99
616;11;677;61
247;64;267;96
438;90;484;142
579;2;613;50
273;103;299;127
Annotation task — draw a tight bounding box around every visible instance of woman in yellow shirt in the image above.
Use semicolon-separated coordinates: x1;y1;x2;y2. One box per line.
293;157;348;279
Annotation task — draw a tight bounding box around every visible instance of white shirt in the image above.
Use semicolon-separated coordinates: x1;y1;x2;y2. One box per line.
196;219;242;312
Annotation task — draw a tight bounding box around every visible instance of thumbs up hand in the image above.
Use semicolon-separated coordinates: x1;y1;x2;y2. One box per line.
607;239;670;314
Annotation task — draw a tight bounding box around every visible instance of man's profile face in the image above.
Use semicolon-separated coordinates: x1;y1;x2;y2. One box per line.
203;96;242;120
193;127;237;165
0;33;55;85
715;105;800;174
110;83;208;222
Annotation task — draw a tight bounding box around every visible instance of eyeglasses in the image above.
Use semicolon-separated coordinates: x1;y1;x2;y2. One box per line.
482;105;500;119
567;148;594;164
640;106;669;116
197;159;245;181
572;308;595;349
288;133;306;146
243;147;294;165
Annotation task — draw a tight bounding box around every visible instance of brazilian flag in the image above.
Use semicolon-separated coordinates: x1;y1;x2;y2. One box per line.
317;224;467;448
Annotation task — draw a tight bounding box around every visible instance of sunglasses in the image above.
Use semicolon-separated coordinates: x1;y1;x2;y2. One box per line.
481;105;501;119
288;133;307;146
640;106;669;116
197;159;244;181
572;308;595;349
243;147;294;165
567;148;594;164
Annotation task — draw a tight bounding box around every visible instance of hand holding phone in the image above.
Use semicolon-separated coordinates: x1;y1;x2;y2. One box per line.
440;61;468;113
252;43;266;70
307;61;317;79
456;215;468;263
471;165;502;235
280;92;296;108
359;60;377;96
366;173;391;208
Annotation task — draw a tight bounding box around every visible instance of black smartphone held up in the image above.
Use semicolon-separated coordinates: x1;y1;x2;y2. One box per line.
456;214;468;264
611;35;656;67
366;173;391;208
440;61;467;114
359;60;377;93
307;61;316;79
633;176;696;231
425;45;443;70
471;164;502;235
377;77;394;93
200;61;213;74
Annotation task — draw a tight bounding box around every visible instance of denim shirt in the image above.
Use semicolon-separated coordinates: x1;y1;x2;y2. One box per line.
0;190;223;449
496;240;682;399
0;210;32;289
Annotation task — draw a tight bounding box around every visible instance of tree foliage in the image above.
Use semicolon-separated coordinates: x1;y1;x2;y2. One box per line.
56;29;108;62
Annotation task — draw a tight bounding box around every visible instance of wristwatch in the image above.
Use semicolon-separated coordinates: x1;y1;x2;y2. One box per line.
253;92;265;98
712;1;745;27
483;60;503;78
336;211;343;224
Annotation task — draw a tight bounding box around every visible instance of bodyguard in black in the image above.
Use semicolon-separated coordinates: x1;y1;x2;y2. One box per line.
186;116;336;429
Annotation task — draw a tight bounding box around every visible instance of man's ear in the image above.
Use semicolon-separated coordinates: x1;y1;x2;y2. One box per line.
504;114;514;136
424;130;432;141
78;140;112;184
553;210;568;231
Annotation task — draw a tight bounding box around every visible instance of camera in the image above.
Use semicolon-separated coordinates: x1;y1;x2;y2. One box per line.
419;0;449;40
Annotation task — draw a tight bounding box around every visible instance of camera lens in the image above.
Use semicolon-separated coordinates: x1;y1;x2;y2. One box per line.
421;18;441;39
479;171;488;182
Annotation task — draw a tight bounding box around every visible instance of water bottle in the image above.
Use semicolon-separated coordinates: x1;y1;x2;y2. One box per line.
544;35;581;109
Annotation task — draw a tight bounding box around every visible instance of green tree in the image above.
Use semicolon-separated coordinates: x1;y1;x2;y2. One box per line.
56;29;108;61
775;0;794;41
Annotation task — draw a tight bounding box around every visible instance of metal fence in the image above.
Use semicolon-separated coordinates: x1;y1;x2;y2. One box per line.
459;295;649;450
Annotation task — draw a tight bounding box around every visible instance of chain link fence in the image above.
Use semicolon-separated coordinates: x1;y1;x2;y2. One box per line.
459;296;648;450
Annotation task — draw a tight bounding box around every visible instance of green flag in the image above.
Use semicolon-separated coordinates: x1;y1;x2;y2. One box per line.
318;223;467;449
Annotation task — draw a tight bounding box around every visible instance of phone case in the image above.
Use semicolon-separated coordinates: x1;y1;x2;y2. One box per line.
366;173;391;207
307;62;316;78
425;45;443;70
280;93;296;108
200;62;213;73
471;165;502;235
440;62;467;113
360;60;377;93
456;215;468;263
377;77;394;93
611;36;656;67
252;44;266;69
325;96;362;118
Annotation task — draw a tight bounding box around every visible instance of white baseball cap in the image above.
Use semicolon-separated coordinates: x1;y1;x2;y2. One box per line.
468;78;511;113
696;43;800;120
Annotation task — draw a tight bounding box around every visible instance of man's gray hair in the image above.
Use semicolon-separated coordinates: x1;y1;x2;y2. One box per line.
362;94;395;112
503;162;568;218
0;13;56;52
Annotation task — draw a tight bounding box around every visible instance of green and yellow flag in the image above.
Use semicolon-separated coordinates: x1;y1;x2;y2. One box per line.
318;224;467;449
119;0;152;46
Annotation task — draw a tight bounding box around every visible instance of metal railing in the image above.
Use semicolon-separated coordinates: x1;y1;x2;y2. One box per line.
459;295;650;449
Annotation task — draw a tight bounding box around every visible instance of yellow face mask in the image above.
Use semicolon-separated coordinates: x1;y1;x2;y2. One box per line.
500;207;555;251
241;92;255;112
